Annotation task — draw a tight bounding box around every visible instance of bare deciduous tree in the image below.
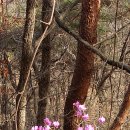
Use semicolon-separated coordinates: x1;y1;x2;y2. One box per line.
16;0;36;129
37;0;52;125
64;0;100;129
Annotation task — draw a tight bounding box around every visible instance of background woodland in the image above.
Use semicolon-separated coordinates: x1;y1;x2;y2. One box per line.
0;0;130;130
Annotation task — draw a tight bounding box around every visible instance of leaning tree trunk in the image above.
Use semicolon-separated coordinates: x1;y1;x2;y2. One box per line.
110;84;130;130
16;0;36;130
64;0;100;130
37;0;51;125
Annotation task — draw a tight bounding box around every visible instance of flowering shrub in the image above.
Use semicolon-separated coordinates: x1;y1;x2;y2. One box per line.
73;101;105;130
31;101;105;130
98;117;105;124
31;118;60;130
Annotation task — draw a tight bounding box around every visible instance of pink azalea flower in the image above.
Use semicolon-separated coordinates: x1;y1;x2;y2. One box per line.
31;126;44;130
38;126;43;130
31;126;38;130
44;125;51;130
82;114;89;121
31;126;35;130
98;116;105;124
78;104;86;111
75;110;83;117
73;101;86;111
44;118;52;126
85;125;94;130
53;121;60;128
73;101;80;108
77;126;84;130
73;101;87;117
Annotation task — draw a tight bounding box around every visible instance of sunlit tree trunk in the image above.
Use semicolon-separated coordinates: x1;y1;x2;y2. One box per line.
110;84;130;130
64;0;100;130
37;0;51;125
16;0;36;130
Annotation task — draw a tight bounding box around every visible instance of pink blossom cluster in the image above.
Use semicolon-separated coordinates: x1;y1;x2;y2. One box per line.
31;101;105;130
77;125;94;130
31;118;60;130
73;101;105;130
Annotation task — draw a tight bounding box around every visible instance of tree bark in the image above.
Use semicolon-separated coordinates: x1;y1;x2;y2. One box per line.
64;0;100;130
110;84;130;130
37;0;51;125
16;0;36;130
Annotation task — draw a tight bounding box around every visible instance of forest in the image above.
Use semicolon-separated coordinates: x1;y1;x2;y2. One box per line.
0;0;130;130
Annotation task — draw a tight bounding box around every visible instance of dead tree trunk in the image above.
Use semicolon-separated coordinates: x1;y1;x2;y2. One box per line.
64;0;100;130
110;84;130;130
36;0;51;125
16;0;36;130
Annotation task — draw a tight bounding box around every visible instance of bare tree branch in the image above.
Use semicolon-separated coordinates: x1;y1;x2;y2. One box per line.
55;12;130;74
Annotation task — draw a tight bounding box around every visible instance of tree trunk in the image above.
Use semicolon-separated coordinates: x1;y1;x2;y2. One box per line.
16;0;36;130
110;84;130;130
37;0;51;125
64;0;100;130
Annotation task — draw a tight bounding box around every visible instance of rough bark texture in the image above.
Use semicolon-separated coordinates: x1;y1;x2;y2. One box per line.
16;0;36;130
110;84;130;130
64;0;100;130
37;0;51;125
